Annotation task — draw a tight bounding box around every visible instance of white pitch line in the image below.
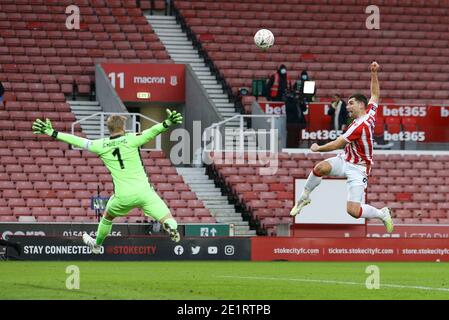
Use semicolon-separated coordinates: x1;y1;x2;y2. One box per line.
216;275;449;293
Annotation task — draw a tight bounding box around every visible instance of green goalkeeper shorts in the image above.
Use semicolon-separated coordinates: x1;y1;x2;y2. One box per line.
105;187;170;221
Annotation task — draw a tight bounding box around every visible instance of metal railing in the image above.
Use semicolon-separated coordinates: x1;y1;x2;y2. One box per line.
203;114;282;153
71;112;162;151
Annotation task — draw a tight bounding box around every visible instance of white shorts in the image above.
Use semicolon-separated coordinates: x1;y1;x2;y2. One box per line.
325;156;368;203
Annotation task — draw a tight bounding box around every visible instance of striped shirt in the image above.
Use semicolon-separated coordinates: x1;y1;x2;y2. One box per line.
341;103;378;174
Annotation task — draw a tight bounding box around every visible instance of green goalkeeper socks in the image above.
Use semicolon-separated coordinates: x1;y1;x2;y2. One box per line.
95;217;113;246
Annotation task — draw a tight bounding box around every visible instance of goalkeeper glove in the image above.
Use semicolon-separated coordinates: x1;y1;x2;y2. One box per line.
163;109;183;128
32;118;56;137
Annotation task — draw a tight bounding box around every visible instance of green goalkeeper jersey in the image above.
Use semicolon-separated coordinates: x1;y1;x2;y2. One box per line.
84;123;167;197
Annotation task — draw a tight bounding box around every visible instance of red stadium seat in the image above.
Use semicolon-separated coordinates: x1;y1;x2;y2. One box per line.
259;188;283;200
44;198;62;207
163;191;180;201
200;217;216;223
55;216;72;222
155;183;174;192
0;216;17;222
63;199;81;207
248;200;267;209
180;192;197;200
36;216;55;222
267;200;283;209
234;184;252;193
253;184;269;192
161;167;177;175
170;184;188;193
429;193;446;202
56;190;74;199
175;208;194;217
149;150;165;158
68;208;87;216
26;198;44;207
169;200;187;208
13;207;30;216
194;208;210;217
16;181;34;190
167;175;184;183
187;200;203;208
429;210;447;219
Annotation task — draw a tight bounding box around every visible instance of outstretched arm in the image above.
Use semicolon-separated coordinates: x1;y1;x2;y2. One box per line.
369;61;380;105
310;136;347;152
132;109;183;147
32;118;94;151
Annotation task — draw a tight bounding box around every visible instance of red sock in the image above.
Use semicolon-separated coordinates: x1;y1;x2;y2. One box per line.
357;207;363;218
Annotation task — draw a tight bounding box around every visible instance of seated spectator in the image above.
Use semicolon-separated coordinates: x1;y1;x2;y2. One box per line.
266;64;292;101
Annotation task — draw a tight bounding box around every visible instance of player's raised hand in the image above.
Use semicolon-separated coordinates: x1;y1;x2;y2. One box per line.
370;61;379;73
165;109;183;126
310;143;320;152
32;118;54;136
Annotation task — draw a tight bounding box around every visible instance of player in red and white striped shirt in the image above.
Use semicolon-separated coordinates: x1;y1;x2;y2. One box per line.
341;98;377;175
291;62;393;233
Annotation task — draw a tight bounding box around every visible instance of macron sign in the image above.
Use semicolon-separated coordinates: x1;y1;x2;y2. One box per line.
101;63;185;103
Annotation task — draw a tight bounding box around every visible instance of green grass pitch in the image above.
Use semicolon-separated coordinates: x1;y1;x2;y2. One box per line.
1;261;448;300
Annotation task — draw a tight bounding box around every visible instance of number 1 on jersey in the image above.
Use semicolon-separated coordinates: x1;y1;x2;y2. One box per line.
112;148;125;169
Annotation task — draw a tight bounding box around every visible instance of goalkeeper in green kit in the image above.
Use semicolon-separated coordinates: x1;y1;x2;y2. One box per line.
32;110;183;254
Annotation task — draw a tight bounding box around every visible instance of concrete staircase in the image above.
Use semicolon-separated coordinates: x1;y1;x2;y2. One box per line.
146;15;255;150
176;167;256;236
67;100;106;140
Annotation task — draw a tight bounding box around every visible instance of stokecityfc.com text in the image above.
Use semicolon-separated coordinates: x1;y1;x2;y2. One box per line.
273;247;395;255
274;248;320;255
328;248;394;255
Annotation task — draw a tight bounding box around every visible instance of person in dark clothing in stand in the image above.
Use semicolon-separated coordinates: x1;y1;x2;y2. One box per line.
285;91;307;148
328;94;349;132
266;64;292;101
289;70;316;147
0;81;5;102
293;70;316;109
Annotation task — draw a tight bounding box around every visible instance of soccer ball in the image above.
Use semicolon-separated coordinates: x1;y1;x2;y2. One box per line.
254;29;274;50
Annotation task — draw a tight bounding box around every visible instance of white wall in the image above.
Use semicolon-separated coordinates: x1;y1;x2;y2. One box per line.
294;178;365;225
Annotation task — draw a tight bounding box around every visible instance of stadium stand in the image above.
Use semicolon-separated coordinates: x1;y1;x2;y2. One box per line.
0;0;171;100
0;0;214;223
207;152;449;235
173;0;449;109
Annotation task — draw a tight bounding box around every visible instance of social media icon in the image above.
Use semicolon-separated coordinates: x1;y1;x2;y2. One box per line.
174;245;184;255
208;246;218;254
224;245;235;256
191;246;200;255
